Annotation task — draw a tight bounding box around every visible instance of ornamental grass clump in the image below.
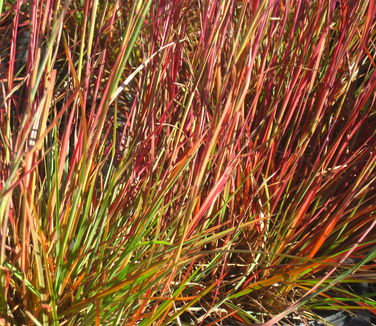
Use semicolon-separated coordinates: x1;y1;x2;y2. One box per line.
0;0;375;325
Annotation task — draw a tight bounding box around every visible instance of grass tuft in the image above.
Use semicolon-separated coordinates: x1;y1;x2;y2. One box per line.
1;0;375;325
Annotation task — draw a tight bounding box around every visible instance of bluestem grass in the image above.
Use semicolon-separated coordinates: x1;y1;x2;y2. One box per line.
0;0;375;325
